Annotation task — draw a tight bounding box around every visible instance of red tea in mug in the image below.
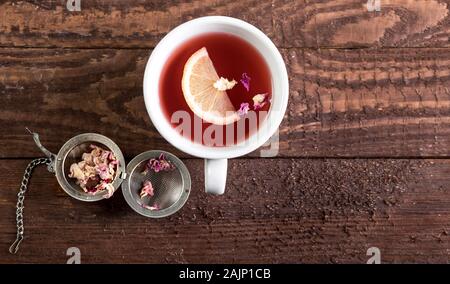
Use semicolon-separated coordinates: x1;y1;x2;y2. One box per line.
159;32;272;146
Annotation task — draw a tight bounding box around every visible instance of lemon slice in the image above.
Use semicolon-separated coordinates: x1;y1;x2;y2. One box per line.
181;47;239;125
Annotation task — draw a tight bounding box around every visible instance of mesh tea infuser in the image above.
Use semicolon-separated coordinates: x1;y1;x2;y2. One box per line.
9;129;191;254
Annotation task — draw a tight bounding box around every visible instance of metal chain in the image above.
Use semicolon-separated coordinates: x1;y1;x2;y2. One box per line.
9;157;51;254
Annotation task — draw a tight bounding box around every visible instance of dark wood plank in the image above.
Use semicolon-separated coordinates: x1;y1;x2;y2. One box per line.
2;0;450;48
2;47;450;158
0;0;274;48
0;48;179;158
0;158;449;263
286;47;450;157
274;0;450;48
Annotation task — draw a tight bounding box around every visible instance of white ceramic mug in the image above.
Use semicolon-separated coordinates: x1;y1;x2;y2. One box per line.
143;16;289;195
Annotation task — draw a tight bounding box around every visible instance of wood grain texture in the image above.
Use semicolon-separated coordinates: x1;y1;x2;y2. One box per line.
2;47;450;158
0;0;274;48
2;0;450;48
0;158;449;264
275;0;450;48
286;47;450;157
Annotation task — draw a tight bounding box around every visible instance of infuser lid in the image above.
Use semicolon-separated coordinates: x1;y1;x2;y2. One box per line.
121;150;191;218
53;133;191;217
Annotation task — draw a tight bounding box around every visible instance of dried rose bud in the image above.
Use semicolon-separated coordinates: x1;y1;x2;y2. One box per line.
252;93;269;110
213;77;237;91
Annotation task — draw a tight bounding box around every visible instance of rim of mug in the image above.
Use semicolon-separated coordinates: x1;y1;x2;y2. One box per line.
143;16;289;159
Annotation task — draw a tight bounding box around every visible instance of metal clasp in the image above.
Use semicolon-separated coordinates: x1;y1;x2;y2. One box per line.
26;127;57;173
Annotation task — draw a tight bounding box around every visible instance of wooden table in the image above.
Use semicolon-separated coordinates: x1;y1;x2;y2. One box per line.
1;0;450;264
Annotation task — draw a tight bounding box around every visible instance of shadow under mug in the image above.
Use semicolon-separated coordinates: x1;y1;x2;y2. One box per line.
143;16;289;195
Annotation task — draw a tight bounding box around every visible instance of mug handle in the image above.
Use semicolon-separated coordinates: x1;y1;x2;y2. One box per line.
204;159;227;195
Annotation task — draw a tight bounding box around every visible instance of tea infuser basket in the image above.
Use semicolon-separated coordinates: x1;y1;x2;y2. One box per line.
54;133;127;201
9;130;191;254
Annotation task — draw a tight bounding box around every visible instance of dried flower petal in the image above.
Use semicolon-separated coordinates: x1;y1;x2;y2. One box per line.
252;93;269;110
86;187;98;194
144;203;160;211
240;73;251;92
103;183;115;199
83;164;97;180
68;145;117;197
89;144;103;157
237;102;250;117
81;152;93;164
108;152;117;162
101;150;110;161
96;164;110;180
213;77;237;91
69;163;85;180
142;153;175;174
140;180;155;199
